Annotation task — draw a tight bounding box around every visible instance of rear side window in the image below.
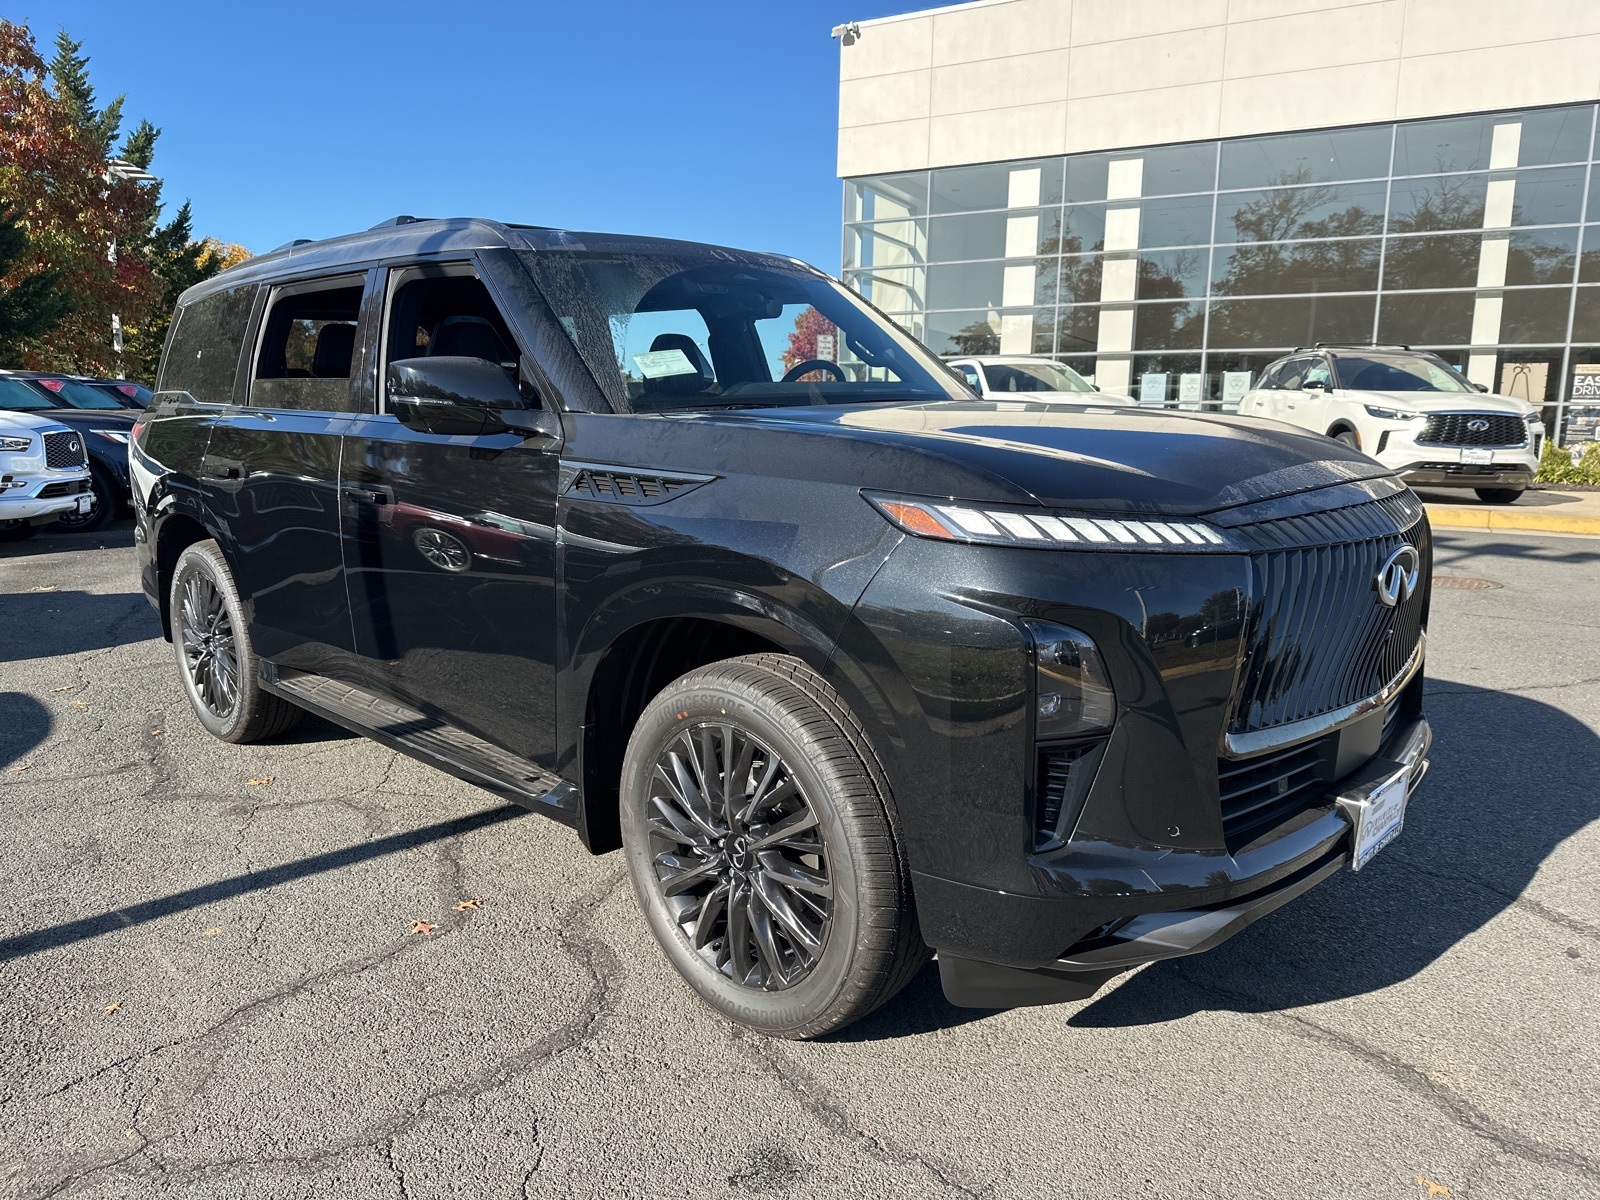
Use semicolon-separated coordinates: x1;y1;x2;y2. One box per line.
251;277;366;412
160;284;259;403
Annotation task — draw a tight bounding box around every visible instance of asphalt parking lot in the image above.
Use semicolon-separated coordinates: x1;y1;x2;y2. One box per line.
2;523;1597;1200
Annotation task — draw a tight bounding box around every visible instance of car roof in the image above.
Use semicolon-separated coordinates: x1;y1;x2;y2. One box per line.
177;216;822;309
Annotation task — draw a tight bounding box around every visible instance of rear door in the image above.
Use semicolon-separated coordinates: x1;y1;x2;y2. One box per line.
202;271;376;669
339;259;561;766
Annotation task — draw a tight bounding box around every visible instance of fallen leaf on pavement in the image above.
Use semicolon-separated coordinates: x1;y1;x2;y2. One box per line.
1417;1178;1451;1197
202;927;222;938
104;1001;122;1015
71;699;87;708
409;920;436;936
453;898;484;912
246;776;274;786
150;729;164;736
29;585;57;592
8;763;30;773
51;685;75;692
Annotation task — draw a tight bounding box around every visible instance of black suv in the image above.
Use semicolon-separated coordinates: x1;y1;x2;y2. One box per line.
134;218;1433;1037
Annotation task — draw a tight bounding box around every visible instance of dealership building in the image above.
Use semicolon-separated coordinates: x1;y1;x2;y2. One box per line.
834;0;1600;441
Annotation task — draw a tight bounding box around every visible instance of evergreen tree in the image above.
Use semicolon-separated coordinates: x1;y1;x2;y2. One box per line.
48;30;123;155
123;201;225;380
120;118;159;170
0;204;74;359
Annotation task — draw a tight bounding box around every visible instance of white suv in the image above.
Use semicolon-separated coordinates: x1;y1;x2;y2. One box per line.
1238;346;1543;504
945;356;1136;405
0;411;94;541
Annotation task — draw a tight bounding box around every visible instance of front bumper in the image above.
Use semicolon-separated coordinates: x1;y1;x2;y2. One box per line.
1396;462;1533;490
0;477;92;524
936;716;1431;1008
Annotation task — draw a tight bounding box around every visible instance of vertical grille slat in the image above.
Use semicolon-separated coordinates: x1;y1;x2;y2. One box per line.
1228;499;1429;738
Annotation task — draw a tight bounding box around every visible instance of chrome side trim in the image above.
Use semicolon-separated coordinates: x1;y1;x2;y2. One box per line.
1223;632;1426;758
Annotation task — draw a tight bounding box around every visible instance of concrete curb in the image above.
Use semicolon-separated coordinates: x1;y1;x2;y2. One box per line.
1424;506;1600;536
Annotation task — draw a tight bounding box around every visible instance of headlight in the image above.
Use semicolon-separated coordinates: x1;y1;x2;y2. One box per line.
0;436;31;453
1025;621;1116;739
1525;411;1545;425
92;430;130;444
865;492;1236;551
1363;405;1420;421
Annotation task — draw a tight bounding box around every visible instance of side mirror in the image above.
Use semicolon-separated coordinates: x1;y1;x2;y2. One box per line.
388;356;526;436
1474;382;1489;392
1302;378;1330;391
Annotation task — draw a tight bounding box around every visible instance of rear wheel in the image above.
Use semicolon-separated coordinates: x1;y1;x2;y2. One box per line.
619;654;927;1038
1474;487;1524;504
53;463;116;533
170;540;303;743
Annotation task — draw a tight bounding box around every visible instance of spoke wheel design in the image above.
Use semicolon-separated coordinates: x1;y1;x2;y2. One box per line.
178;571;240;718
414;527;471;572
646;723;832;991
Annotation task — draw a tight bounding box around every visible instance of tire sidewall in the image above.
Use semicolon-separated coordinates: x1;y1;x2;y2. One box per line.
620;673;869;1036
170;542;253;740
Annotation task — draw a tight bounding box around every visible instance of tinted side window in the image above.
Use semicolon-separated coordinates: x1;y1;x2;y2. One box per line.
1303;360;1333;387
251;278;365;412
1256;363;1286;390
382;268;533;409
1276;358;1311;390
159;283;259;402
957;363;982;389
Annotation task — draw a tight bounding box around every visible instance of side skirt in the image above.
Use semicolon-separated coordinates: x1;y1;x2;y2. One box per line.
263;669;580;827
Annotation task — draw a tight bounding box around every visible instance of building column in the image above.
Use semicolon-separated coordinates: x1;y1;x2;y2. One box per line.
1000;166;1043;353
1095;158;1143;395
1467;121;1522;387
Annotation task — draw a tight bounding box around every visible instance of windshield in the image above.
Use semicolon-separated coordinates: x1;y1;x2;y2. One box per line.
1332;354;1476;393
35;378;125;409
95;381;152;407
981;360;1095;394
519;246;970;413
0;379;53;410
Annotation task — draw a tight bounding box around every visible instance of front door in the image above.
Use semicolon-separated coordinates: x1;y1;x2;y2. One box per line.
339;260;560;766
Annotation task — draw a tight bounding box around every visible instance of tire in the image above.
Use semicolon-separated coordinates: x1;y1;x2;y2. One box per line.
1333;430;1361;450
1474;487;1524;504
619;653;928;1039
0;521;35;543
412;526;471;572
169;539;304;743
52;463;116;533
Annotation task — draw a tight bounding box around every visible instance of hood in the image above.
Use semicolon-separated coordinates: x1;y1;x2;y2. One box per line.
0;410;72;436
705;401;1393;517
40;409;138;430
1354;389;1534;415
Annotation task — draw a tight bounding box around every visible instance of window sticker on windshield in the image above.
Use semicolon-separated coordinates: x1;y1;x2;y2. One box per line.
633;349;699;378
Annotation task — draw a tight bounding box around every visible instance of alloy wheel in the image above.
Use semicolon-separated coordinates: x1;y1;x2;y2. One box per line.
178;571;240;718
414;527;470;572
645;723;832;990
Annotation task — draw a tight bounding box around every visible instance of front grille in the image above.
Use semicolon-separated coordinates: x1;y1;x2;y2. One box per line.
1231;511;1430;736
37;479;88;498
1417;413;1527;447
1218;735;1337;852
43;431;87;469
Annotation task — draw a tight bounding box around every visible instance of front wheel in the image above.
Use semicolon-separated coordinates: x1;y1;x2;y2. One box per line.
1474;487;1524;504
170;540;304;743
619;654;928;1038
53;463;116;533
1333;430;1361;450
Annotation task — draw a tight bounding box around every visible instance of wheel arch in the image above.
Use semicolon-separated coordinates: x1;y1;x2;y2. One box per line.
151;506;222;641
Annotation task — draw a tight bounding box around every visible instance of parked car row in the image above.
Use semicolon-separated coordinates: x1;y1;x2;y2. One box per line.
946;348;1545;503
0;369;145;534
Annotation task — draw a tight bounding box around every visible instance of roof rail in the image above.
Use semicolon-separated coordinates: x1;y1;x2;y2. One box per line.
1294;342;1412;352
369;215;429;230
269;238;315;253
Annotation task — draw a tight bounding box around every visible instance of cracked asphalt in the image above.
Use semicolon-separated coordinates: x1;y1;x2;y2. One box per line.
2;523;1597;1200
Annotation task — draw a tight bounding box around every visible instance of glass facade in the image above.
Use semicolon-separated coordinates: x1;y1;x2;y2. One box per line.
843;103;1600;445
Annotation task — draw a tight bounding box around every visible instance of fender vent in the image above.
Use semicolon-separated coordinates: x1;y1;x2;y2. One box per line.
563;463;710;506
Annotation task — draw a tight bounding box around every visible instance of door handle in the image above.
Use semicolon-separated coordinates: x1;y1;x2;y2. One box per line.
204;462;240;480
343;485;388;505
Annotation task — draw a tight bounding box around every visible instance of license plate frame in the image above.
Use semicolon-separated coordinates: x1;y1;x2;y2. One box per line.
1461;448;1494;465
1342;769;1408;871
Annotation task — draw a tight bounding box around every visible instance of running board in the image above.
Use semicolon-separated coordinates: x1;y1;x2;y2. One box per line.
266;670;578;824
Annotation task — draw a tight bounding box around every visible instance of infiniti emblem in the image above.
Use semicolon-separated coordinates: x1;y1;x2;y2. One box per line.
1375;544;1421;608
1467;418;1490;432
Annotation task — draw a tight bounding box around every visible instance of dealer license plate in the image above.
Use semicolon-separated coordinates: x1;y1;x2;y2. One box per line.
1461;448;1493;465
1345;770;1408;871
75;495;92;514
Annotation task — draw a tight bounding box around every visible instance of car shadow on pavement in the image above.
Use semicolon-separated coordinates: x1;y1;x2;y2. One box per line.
0;589;160;661
0;691;50;771
0;803;527;964
0;522;136;557
1069;682;1600;1027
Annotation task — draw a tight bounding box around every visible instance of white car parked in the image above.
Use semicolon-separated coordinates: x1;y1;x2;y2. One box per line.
0;411;94;541
945;356;1136;405
1238;346;1544;504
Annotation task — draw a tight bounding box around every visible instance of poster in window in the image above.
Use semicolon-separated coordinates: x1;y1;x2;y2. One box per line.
1138;373;1168;407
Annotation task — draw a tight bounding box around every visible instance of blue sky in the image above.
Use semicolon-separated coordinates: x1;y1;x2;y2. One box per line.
17;1;933;272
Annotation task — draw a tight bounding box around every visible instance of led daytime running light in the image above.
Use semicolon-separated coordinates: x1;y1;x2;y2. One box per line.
867;493;1231;551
